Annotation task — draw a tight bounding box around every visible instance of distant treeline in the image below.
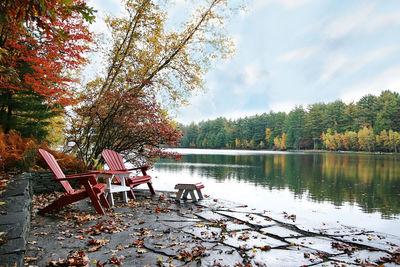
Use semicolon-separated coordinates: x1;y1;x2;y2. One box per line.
179;90;400;152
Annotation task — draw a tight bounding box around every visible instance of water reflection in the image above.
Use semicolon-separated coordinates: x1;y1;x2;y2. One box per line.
156;152;400;218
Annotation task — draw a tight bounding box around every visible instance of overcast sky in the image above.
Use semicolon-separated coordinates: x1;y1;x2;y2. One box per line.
88;0;400;125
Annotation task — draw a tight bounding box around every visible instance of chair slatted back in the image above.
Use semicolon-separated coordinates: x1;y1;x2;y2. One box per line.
38;149;74;194
102;149;127;171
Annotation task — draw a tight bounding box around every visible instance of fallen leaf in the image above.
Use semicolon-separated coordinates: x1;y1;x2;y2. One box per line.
24;257;38;263
260;245;271;251
109;257;122;265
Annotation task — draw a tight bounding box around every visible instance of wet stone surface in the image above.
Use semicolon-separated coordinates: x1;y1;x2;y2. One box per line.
260;225;303;238
247;247;324;267
216;211;276;228
296;222;369;237
222;230;287;250
23;191;400;266
286;236;347;255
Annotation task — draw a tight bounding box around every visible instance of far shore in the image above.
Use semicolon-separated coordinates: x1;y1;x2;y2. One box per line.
173;147;398;155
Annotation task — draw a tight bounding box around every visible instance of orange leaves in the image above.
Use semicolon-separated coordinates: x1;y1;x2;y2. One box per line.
84;219;131;236
154;205;170;213
0;128;40;172
88;238;110;252
68;89;183;167
283;211;296;222
331;242;357;254
178;245;206;262
48;250;89;267
1;0;93;107
35;146;86;173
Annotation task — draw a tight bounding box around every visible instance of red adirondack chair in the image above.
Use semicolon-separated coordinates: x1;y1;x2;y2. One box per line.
101;149;156;199
38;149;110;215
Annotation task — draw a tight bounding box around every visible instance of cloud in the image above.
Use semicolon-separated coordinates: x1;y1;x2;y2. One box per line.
176;90;218;124
268;101;298;114
319;46;400;83
253;0;313;9
341;64;400;103
279;45;320;62
90;0;123;16
363;12;400;34
242;61;268;86
319;54;348;83
350;46;400;72
322;2;375;40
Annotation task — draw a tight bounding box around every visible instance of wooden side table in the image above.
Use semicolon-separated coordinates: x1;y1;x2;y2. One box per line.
92;170;131;206
174;183;204;202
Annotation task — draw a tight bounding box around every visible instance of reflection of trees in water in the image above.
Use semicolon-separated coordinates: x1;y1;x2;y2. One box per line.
156;153;400;217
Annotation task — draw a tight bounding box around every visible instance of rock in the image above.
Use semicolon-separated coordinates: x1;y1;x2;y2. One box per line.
247;247;324;267
260;225;303;238
286;236;349;255
216;210;276;227
222;230;287;250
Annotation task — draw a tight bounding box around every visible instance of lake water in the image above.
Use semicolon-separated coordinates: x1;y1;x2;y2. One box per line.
147;149;400;236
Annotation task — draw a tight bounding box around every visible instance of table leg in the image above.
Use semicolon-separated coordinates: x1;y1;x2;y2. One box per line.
189;190;197;201
119;175;128;203
176;189;184;200
108;192;115;206
106;176;115;206
182;190;189;200
196;189;203;200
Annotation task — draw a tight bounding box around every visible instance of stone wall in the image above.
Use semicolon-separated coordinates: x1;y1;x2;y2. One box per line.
29;171;64;194
0;173;32;267
0;171;99;266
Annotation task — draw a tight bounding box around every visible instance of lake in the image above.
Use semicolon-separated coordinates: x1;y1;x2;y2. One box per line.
147;149;400;236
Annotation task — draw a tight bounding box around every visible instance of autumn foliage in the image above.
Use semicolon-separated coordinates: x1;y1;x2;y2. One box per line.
0;128;38;172
68;89;183;168
0;128;84;173
35;148;86;173
0;0;93;105
0;0;95;142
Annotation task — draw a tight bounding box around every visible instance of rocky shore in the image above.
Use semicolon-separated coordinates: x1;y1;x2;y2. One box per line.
1;173;400;266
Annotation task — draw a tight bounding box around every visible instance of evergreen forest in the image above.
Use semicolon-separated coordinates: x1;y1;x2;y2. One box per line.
179;90;400;152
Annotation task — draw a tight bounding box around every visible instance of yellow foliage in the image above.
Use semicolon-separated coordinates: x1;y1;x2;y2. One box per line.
44;115;66;147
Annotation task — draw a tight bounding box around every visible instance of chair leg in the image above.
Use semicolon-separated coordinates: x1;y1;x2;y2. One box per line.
89;196;105;215
147;182;156;195
38;193;85;215
129;188;136;200
38;200;63;215
100;193;111;209
84;184;105;215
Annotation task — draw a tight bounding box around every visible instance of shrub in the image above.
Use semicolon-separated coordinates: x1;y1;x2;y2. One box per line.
0;128;85;173
0;129;39;172
35;147;86;173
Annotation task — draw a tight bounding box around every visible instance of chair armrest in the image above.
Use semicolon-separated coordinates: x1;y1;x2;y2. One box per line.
51;173;97;181
127;166;150;171
90;170;131;175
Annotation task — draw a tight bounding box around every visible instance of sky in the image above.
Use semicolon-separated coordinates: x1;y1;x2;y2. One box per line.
88;0;400;125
